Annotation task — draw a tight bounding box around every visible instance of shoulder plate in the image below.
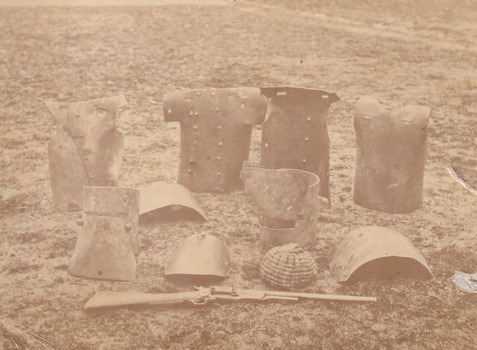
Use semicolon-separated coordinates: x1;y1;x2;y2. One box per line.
138;181;207;221
329;226;433;283
165;233;230;278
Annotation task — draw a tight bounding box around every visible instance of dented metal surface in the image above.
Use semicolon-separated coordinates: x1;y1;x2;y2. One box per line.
260;87;340;201
163;88;267;193
165;233;230;278
240;163;321;248
329;226;433;283
137;181;207;220
67;186;139;281
46;95;127;211
353;96;431;213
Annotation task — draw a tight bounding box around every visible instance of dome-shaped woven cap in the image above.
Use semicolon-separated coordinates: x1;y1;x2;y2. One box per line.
260;243;317;289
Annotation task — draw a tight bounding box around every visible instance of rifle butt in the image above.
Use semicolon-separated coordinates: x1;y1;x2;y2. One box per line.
84;291;200;310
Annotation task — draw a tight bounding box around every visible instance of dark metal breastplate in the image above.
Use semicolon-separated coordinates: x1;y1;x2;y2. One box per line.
260;87;339;201
164;88;267;193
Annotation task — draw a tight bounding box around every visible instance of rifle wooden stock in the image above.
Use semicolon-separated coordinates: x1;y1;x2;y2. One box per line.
84;291;201;310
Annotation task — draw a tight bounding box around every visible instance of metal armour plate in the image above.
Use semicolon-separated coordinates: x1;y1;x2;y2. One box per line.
259;225;316;249
137;181;207;221
241;164;321;248
329;226;433;283
165;233;230;277
260;87;339;201
240;165;315;221
48;132;90;211
67;186;139;281
67;215;137;281
46;95;126;210
163;88;267;193
353;96;431;213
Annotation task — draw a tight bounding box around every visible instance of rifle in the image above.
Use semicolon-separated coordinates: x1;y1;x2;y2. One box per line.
84;286;377;310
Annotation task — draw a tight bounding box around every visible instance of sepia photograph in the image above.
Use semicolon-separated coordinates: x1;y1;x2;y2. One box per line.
0;0;476;349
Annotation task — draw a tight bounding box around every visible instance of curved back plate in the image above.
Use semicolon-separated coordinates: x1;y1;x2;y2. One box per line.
353;96;431;213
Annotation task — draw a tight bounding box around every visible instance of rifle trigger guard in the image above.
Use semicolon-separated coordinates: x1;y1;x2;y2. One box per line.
191;286;213;305
192;298;209;305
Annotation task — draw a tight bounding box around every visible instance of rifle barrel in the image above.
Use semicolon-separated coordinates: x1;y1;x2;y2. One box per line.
266;290;377;302
210;286;376;303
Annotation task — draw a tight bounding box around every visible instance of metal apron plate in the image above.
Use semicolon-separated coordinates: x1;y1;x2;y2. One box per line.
137;181;207;221
353;96;431;213
240;164;321;248
260;87;340;201
329;226;433;283
67;186;139;281
46;95;126;210
163;88;267;193
165;233;230;278
259;224;316;248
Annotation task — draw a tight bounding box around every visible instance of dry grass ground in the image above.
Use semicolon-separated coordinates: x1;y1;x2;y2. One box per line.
1;1;476;349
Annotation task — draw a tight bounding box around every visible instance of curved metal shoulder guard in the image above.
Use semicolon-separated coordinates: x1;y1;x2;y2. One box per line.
353;96;431;213
67;186;139;281
163;88;267;193
46;95;127;210
260;87;339;201
329;226;433;283
138;181;207;221
165;233;230;278
240;163;321;248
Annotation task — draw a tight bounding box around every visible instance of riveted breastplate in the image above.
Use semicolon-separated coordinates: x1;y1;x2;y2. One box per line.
260;87;339;201
353;96;430;213
47;95;126;210
163;88;267;193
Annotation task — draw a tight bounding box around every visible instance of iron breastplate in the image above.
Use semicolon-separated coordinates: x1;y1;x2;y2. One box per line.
164;88;267;193
353;96;430;213
260;87;339;201
47;95;126;210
